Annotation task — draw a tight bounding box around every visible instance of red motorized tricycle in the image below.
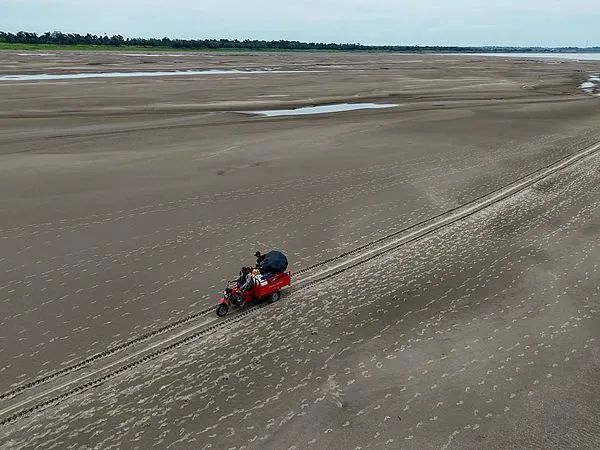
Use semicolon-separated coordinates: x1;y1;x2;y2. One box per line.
216;271;292;317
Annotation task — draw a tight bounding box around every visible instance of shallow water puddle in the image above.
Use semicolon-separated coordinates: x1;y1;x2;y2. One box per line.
247;103;399;117
0;69;312;81
120;53;189;57
16;53;55;56
580;74;600;95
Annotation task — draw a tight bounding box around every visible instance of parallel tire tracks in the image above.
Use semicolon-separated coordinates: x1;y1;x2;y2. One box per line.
0;306;215;402
0;303;269;426
1;140;599;426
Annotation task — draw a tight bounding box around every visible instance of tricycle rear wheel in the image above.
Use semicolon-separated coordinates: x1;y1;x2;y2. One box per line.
268;290;281;303
216;304;229;317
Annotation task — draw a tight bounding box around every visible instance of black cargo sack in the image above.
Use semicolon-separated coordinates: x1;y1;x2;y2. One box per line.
260;250;288;274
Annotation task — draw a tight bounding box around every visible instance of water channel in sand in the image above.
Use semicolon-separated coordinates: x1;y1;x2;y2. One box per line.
246;103;399;117
0;69;315;81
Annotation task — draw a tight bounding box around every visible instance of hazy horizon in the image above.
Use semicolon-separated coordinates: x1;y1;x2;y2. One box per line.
2;0;600;47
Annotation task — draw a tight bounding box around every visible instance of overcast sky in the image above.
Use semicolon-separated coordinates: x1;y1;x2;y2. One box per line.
2;0;599;47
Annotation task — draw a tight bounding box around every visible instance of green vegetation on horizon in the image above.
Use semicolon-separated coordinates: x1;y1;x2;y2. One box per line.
1;31;599;53
0;42;356;53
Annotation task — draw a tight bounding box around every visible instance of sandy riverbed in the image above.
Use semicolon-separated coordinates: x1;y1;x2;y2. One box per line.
0;51;599;448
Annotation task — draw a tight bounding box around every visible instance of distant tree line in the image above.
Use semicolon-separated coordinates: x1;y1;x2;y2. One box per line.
1;31;599;53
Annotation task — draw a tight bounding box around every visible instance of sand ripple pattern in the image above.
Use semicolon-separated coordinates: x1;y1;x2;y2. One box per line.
1;140;600;449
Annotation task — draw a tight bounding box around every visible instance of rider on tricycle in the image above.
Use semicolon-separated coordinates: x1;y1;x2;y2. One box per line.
215;251;290;317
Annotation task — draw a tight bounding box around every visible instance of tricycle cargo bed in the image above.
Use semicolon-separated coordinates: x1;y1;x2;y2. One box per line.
254;271;292;298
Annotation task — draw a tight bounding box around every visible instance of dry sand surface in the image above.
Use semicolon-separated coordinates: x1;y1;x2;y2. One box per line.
0;51;599;448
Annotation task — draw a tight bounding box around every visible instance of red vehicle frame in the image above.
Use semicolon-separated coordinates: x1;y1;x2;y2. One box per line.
216;271;291;317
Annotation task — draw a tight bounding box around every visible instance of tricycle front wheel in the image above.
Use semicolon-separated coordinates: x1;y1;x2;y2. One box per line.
216;303;229;317
267;290;281;303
